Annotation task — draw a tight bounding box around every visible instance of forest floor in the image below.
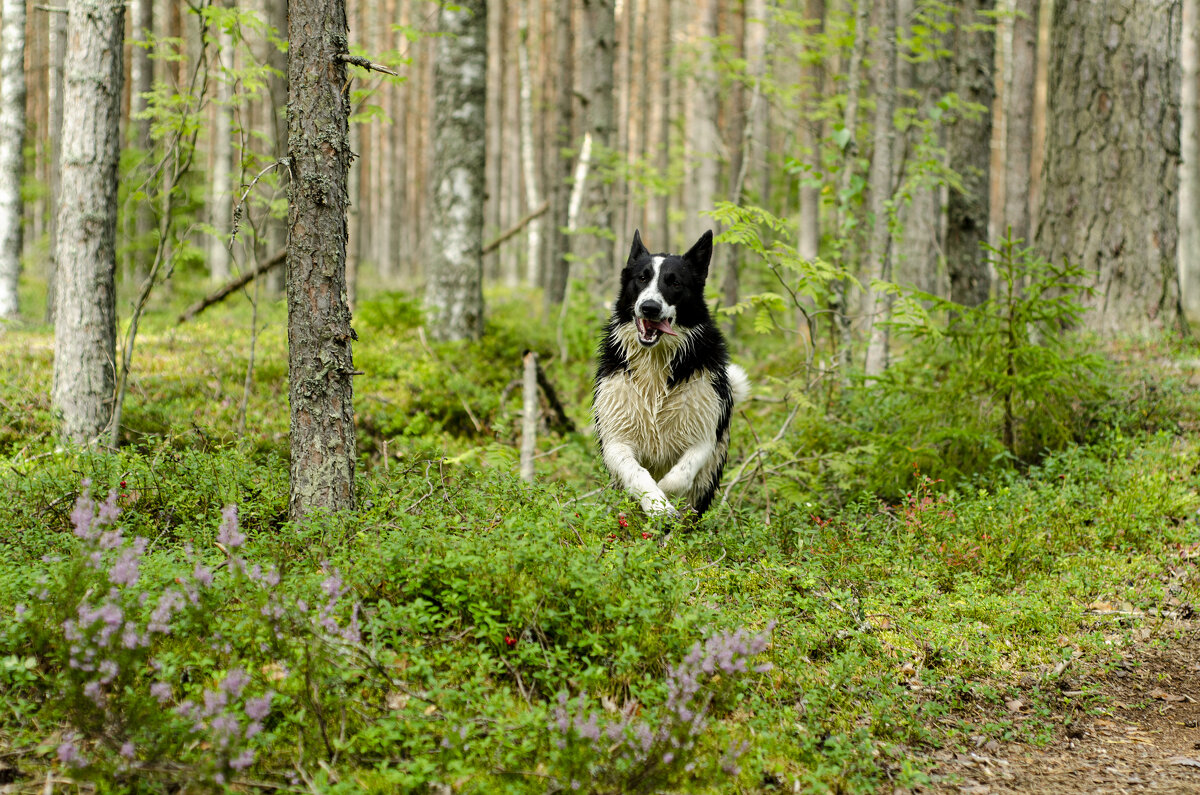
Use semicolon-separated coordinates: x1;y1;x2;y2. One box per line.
922;618;1200;794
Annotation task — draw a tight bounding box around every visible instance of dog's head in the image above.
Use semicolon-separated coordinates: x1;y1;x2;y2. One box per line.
615;229;713;348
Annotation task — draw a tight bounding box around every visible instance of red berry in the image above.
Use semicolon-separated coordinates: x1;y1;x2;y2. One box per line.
641;532;651;540
505;635;517;647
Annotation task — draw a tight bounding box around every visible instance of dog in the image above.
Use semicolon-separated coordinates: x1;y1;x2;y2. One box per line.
593;229;750;517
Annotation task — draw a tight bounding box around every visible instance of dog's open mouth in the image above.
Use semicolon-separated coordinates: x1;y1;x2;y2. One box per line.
635;316;677;346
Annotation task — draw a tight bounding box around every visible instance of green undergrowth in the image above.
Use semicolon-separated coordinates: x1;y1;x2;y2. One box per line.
2;291;1200;792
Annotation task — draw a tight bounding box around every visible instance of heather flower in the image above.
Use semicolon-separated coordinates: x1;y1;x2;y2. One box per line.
230;749;256;771
120;742;135;760
57;738;85;767
151;682;173;704
193;564;214;588
216;505;245;549
222;668;250;699
245;693;273;721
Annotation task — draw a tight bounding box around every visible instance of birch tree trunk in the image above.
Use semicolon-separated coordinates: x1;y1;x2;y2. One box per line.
945;0;996;308
797;0;823;266
1180;0;1200;327
862;0;897;377
287;0;356;518
1036;0;1181;335
425;0;487;340
208;13;234;284
0;0;27;318
52;0;124;445
45;7;66;323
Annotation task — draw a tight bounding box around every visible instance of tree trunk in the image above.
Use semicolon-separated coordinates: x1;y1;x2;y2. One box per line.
685;0;720;246
518;0;543;286
862;0;897;377
263;0;288;296
45;6;66;323
797;0;823;265
945;0;996;308
0;0;26;318
1003;0;1039;245
1179;0;1200;327
208;10;234;284
425;0;487;340
542;0;573;312
655;0;672;244
52;0;124;445
1036;0;1181;335
578;0;616;282
287;0;357;518
129;0;155;282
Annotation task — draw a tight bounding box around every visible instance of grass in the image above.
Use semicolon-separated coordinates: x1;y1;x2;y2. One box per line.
2;283;1200;792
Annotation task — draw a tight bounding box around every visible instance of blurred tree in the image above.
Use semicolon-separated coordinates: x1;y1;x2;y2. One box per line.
0;0;26;319
425;0;487;340
52;0;124;445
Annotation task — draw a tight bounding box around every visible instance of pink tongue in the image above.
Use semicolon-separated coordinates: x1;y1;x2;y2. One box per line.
645;318;677;337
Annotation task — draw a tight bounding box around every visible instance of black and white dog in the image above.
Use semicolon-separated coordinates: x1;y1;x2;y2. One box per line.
594;230;749;517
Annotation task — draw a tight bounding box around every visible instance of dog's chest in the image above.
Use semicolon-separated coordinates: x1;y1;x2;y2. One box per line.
595;361;721;469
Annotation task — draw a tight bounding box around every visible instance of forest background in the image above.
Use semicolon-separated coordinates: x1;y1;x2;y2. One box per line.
3;0;1200;792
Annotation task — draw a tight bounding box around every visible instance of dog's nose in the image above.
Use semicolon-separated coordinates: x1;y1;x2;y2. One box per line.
640;300;662;320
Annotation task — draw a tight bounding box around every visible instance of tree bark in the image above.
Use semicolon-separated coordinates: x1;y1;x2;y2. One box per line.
1036;0;1182;335
287;0;357;518
425;0;487;340
1179;0;1200;327
208;8;234;285
0;0;27;318
578;0;616;282
543;0;574;312
1004;0;1040;245
685;0;720;247
862;0;897;377
45;6;66;323
263;0;288;296
129;0;155;282
797;0;823;265
52;0;124;445
945;0;996;308
518;0;543;287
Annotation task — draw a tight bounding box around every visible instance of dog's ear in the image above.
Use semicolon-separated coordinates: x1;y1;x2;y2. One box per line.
628;229;649;264
683;230;713;281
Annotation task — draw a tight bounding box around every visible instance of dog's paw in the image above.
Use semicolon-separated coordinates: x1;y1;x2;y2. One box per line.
639;491;679;517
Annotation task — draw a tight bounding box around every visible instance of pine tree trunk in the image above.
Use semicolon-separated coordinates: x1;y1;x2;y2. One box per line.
130;0;155;281
1179;0;1200;327
945;0;996;308
542;0;573;312
0;0;27;318
518;0;543;286
52;0;124;445
578;0;616;281
425;0;487;340
1003;0;1039;244
1036;0;1181;335
45;7;66;323
287;0;356;518
264;0;288;296
862;0;897;377
685;0;720;247
797;0;823;265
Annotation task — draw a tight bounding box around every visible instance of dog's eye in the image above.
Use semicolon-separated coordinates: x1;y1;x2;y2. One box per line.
638;272;650;282
664;274;678;287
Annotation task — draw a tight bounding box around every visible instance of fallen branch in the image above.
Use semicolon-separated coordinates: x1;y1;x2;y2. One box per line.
482;200;549;256
176;249;286;325
338;53;399;77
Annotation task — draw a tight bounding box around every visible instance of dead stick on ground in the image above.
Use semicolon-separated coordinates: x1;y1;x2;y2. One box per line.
520;351;539;482
176;249;286;325
482;200;549;256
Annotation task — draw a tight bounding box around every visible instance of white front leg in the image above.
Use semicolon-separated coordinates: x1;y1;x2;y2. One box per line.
657;440;717;496
603;441;678;516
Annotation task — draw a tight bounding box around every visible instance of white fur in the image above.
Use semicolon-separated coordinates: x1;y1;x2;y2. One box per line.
595;323;750;516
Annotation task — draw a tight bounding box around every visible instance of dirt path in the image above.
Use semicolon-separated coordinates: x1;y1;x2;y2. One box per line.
921;623;1200;793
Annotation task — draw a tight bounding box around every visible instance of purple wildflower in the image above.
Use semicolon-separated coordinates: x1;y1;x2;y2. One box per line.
245;693;273;721
151;682;172;704
216;505;245;549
